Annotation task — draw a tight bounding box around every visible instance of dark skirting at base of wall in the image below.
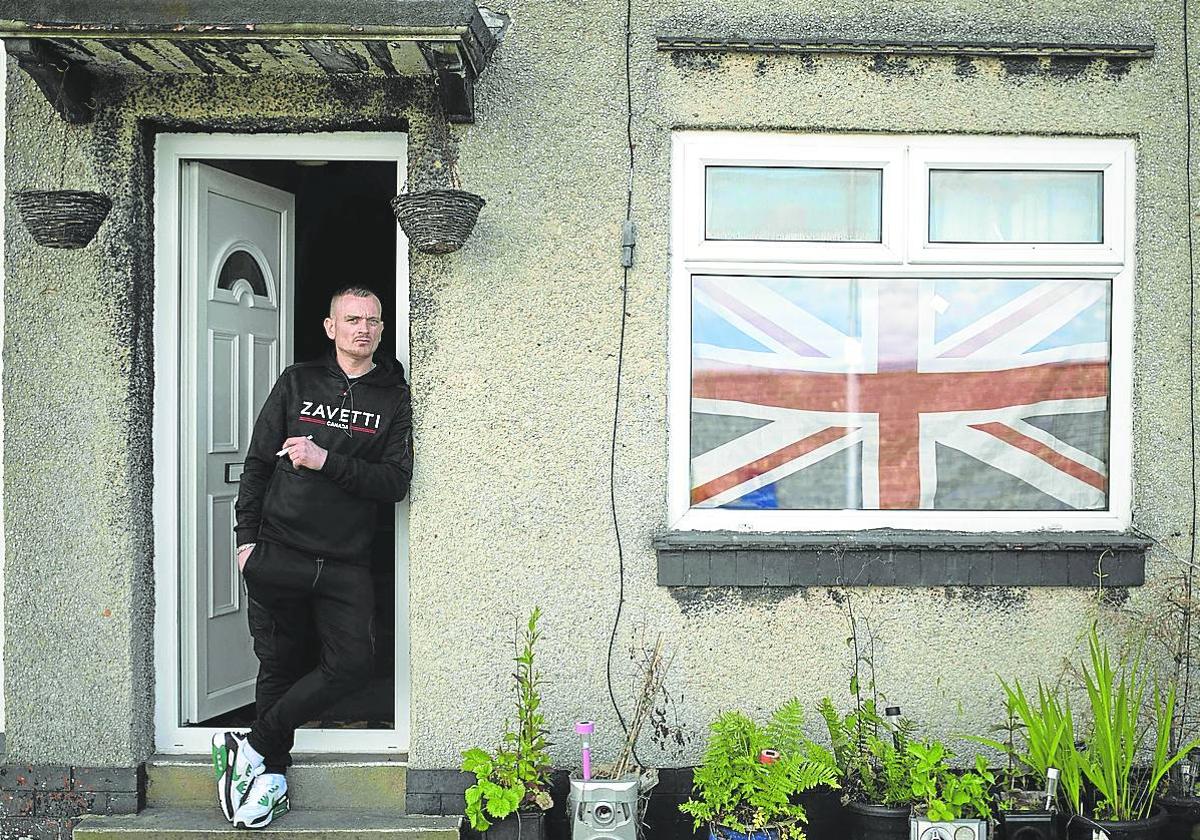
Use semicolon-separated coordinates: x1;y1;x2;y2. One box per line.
0;763;144;839
407;766;705;840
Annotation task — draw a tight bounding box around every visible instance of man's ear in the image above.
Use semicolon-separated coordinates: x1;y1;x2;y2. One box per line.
323;317;335;340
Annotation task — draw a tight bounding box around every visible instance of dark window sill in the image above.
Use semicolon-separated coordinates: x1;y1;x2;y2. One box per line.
653;530;1150;587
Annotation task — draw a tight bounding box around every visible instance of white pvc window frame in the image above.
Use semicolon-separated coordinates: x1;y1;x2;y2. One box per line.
908;138;1130;266
668;131;1134;533
153;131;412;754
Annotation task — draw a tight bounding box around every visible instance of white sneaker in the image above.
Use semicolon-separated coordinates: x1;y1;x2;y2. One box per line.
233;773;290;829
211;731;264;822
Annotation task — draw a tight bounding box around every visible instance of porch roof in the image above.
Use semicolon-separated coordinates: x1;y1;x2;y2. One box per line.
0;0;505;123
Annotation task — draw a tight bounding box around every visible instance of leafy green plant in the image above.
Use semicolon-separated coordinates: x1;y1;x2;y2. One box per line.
461;607;553;832
680;699;840;839
965;695;1024;809
907;741;995;821
819;691;918;806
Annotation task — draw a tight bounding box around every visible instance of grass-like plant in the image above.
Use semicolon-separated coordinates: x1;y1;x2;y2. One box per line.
1072;625;1198;821
972;677;1078;811
992;624;1200;823
680;699;840;839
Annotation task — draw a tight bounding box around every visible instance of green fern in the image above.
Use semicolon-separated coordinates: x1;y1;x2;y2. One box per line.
820;693;917;806
681;700;840;840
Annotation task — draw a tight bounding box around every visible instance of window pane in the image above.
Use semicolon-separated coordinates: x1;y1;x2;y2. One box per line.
690;275;1110;511
929;169;1103;243
705;166;882;242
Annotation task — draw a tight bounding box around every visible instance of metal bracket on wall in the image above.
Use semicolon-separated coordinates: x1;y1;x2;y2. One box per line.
5;38;96;123
422;42;476;124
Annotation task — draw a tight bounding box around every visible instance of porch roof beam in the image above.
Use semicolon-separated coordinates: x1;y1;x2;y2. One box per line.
0;1;505;123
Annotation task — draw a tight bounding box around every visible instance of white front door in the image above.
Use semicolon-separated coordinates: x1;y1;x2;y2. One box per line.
180;163;296;723
154;131;410;753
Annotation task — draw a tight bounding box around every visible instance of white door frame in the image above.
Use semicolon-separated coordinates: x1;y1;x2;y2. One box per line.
153;131;411;754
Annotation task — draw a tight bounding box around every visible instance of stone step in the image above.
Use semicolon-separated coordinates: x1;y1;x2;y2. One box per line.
147;755;408;814
74;808;461;840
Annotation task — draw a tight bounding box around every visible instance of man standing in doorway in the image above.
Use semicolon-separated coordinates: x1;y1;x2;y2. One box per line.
213;285;412;829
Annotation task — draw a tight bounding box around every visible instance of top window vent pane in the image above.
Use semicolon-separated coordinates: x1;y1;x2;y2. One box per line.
929;169;1103;244
705;166;883;242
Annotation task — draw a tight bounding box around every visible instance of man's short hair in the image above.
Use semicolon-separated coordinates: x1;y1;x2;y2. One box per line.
329;285;381;316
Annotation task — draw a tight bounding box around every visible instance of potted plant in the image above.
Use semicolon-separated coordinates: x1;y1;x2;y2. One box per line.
1110;568;1200;840
1096;546;1200;840
568;633;673;838
970;684;1069;840
680;698;840;839
14;189;111;249
13;116;111;249
1000;626;1200;840
1062;626;1196;840
1158;749;1200;840
820;691;918;840
906;739;995;840
817;589;930;840
461;607;553;840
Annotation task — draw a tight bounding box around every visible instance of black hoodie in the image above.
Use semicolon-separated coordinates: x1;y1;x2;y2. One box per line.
235;352;413;563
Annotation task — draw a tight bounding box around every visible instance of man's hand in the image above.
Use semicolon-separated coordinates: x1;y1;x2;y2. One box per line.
237;543;256;571
281;436;328;470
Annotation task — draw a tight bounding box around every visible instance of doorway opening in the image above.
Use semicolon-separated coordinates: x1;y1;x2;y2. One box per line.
193;157;399;731
152;132;410;755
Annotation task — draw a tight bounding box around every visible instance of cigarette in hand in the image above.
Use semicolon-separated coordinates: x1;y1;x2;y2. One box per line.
276;435;313;457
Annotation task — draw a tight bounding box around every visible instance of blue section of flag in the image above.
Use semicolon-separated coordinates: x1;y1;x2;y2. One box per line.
1029;297;1110;352
759;277;861;337
693;296;771;352
932;280;1039;343
722;483;778;509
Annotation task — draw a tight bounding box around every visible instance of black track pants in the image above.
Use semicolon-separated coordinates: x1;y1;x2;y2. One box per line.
241;540;375;774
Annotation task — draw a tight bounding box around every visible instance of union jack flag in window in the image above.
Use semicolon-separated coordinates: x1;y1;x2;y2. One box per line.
689;275;1111;511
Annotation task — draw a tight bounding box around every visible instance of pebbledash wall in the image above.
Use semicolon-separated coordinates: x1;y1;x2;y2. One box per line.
412;0;1193;769
0;60;456;831
1;0;1198;835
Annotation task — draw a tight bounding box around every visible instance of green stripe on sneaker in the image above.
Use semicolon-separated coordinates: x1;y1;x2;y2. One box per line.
212;744;227;779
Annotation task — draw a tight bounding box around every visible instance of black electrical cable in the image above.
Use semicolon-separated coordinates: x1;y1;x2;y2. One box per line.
1183;0;1197;732
605;0;636;752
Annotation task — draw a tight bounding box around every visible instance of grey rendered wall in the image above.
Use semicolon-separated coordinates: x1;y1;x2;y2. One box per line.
1;66;445;764
2;0;1195;773
408;0;1197;768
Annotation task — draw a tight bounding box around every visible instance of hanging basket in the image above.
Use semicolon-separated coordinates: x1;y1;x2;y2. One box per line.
14;190;112;249
390;188;485;254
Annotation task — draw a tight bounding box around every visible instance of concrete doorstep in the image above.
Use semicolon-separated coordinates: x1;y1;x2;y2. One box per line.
146;755;410;815
67;755;464;839
72;809;462;839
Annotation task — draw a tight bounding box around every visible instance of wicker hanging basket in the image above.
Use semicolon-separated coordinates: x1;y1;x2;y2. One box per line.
390;188;485;254
14;190;112;249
